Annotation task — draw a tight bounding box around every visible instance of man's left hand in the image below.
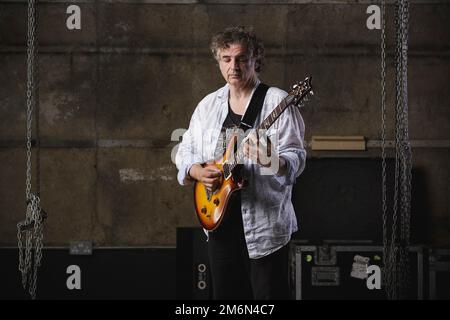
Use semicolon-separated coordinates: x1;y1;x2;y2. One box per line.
243;132;270;167
243;132;287;176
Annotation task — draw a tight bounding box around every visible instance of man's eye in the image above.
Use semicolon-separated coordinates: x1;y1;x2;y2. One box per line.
223;58;231;63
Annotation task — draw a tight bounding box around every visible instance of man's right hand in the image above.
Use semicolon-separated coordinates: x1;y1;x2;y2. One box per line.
189;163;222;192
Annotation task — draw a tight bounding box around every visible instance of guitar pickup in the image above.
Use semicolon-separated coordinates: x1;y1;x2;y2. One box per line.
223;162;232;180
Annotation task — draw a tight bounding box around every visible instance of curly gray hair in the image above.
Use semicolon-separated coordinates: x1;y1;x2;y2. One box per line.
210;26;265;73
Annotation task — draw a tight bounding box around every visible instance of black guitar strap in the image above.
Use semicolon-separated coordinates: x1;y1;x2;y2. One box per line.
239;83;269;130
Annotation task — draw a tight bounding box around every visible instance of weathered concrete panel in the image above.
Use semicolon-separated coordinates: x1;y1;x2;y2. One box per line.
97;54;212;142
0;54;97;141
2;3;449;52
259;56;288;93
409;4;450;50
0;3;97;47
285;54;396;139
190;56;225;104
39;54;97;140
204;5;289;49
0;3;27;46
39;148;96;244
0;148;96;245
97;4;202;48
40;3;97;47
0;148;27;245
284;55;450;140
95;3;450;52
408;57;450;140
95;147;195;246
0;54;27;140
97;4;287;49
286;4;450;52
286;4;380;50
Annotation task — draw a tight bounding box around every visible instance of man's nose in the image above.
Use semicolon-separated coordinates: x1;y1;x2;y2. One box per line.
231;59;240;70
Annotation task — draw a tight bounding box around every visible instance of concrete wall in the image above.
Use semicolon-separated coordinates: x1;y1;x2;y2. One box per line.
0;1;449;246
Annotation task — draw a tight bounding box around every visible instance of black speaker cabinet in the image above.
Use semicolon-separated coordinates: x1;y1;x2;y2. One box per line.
292;158;427;244
0;247;175;300
176;227;212;300
292;158;396;243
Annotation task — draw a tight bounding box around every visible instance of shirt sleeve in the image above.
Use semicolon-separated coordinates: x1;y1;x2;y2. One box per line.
271;98;307;186
175;106;204;186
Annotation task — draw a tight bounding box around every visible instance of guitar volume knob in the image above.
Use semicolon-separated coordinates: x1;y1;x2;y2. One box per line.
201;207;207;214
213;198;220;206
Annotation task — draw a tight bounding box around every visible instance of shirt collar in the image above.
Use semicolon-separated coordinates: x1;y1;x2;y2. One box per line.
219;79;262;109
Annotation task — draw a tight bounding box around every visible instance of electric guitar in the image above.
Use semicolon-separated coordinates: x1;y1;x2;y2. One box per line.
194;76;313;230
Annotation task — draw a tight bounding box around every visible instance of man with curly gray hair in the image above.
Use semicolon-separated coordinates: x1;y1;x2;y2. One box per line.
176;26;306;300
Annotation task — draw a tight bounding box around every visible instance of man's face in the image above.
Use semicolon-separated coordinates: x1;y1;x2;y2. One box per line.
217;43;257;87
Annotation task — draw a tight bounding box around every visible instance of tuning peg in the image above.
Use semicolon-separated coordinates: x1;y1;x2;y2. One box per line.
310;90;314;96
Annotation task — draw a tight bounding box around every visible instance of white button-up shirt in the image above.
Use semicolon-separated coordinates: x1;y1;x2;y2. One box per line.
175;82;306;259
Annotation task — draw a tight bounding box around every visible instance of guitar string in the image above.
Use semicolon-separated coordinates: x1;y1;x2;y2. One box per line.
227;96;293;173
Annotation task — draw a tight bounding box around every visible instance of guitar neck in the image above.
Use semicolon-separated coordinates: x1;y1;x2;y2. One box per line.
256;94;295;131
230;94;295;169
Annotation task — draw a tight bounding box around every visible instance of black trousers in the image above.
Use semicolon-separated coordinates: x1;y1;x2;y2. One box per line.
207;193;290;300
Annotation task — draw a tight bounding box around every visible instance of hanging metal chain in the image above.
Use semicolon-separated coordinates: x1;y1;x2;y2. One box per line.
380;0;392;299
397;0;412;299
17;0;45;300
381;0;412;300
388;0;403;300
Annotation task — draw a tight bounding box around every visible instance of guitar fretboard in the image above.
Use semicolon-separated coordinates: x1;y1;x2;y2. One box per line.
225;94;295;175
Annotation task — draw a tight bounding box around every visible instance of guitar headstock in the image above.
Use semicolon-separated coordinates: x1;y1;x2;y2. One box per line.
290;76;313;108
